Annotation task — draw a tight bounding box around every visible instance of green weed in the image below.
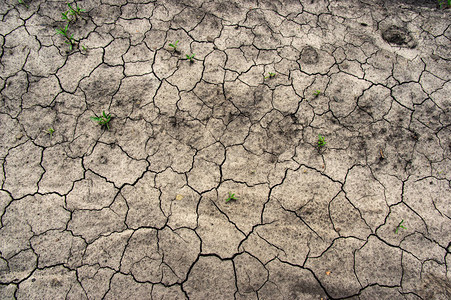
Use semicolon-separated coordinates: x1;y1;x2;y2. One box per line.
439;0;451;8
64;37;76;51
60;3;85;23
225;192;237;203
395;219;406;233
313;90;321;96
61;10;70;22
90;111;112;130
169;40;179;51
45;127;55;137
185;53;195;62
56;23;76;50
318;134;326;148
18;0;29;8
265;72;276;79
67;2;85;19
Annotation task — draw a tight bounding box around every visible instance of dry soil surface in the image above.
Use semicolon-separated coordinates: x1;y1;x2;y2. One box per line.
0;0;450;299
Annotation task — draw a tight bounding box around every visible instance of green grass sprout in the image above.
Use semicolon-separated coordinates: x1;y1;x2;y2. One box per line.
61;10;70;22
169;40;179;51
185;53;195;62
55;23;69;38
265;72;276;79
45;127;55;138
395;219;406;234
90;111;112;130
56;23;76;50
64;36;76;50
225;192;237;203
67;2;85;19
318;134;326;148
314;90;321;96
18;0;29;8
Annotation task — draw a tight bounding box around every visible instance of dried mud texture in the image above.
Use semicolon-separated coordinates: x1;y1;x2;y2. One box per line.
0;0;450;299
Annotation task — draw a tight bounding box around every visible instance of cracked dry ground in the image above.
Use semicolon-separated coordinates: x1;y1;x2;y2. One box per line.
0;0;450;299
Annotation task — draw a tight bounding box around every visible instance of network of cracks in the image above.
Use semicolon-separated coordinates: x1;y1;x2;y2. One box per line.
0;0;450;299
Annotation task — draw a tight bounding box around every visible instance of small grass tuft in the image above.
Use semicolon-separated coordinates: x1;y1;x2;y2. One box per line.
169;40;179;51
225;192;237;203
17;0;29;8
45;127;55;138
90;111;112;130
318;134;326;149
265;72;276;79
61;10;70;22
185;53;195;62
56;23;76;51
67;2;85;19
313;90;321;96
395;219;406;234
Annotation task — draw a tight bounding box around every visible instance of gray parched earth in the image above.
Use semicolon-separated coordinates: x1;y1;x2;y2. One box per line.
0;0;450;299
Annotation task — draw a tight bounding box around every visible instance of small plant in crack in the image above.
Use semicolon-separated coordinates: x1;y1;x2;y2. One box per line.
317;134;326;149
18;0;29;8
265;72;276;79
185;53;195;63
67;2;85;20
313;90;321;97
225;192;238;203
395;219;406;234
169;40;179;52
90;111;112;130
44;127;55;138
61;10;70;22
55;23;76;51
